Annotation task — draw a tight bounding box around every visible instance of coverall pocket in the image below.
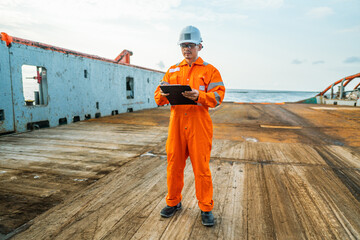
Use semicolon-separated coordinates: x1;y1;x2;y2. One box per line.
169;74;183;84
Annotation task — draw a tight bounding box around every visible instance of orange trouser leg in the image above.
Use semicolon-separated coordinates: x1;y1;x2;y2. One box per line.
165;118;188;207
188;123;214;212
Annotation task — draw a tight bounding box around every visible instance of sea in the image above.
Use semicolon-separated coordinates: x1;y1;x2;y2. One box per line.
223;89;318;103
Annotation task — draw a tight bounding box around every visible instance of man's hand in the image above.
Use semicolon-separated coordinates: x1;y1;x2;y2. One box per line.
160;89;169;97
182;89;199;101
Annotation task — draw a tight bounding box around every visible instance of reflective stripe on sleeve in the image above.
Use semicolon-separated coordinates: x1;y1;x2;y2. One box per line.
160;81;169;85
214;91;221;106
208;82;224;91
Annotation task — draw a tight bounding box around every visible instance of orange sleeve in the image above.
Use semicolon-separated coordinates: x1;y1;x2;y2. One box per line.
154;71;170;106
197;67;225;108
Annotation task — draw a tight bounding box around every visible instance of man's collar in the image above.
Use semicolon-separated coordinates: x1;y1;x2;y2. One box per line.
178;57;204;67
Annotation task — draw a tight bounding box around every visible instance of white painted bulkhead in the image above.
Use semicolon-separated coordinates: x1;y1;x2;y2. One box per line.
0;38;164;133
0;40;14;133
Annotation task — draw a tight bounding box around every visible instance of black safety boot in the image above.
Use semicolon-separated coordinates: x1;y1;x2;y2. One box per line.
160;202;182;218
201;211;214;226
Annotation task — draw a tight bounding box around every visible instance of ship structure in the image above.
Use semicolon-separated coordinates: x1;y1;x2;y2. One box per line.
0;34;359;239
300;72;360;106
0;32;164;134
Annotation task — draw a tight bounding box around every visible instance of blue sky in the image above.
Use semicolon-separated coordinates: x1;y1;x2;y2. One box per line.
1;0;359;91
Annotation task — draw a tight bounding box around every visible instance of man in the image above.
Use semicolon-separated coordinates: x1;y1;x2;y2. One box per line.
154;25;225;227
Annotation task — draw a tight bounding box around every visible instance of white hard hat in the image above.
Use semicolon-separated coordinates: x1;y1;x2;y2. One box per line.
178;25;203;45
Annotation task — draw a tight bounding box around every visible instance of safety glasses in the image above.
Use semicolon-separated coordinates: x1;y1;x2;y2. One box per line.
180;43;197;49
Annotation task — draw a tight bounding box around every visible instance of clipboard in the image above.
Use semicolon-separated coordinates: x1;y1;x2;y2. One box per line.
160;85;197;105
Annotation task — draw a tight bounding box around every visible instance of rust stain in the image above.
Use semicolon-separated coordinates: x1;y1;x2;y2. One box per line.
0;32;13;46
1;33;164;74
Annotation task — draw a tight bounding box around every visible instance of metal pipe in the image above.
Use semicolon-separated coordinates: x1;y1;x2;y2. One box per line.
354;82;360;90
340;78;346;99
317;72;360;96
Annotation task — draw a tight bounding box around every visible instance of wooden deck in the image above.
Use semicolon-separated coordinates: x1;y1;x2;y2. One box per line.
1;103;359;239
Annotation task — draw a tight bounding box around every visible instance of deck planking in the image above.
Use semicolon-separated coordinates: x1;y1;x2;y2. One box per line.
0;103;359;239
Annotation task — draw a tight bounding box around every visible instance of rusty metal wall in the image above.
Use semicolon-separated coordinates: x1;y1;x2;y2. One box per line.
0;40;164;133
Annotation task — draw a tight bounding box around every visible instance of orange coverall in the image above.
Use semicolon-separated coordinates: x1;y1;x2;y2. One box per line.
154;57;225;212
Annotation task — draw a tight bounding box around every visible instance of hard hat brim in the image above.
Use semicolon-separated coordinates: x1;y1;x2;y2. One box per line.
178;39;202;45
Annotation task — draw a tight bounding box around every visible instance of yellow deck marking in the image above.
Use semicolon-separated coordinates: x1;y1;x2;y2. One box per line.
311;107;359;110
260;125;302;129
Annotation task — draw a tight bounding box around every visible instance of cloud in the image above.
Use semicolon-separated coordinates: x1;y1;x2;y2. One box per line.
292;59;305;64
337;25;360;33
307;7;334;18
313;60;325;65
0;0;182;24
0;8;39;29
171;6;248;22
209;0;284;9
0;0;248;35
343;56;360;63
242;0;284;9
